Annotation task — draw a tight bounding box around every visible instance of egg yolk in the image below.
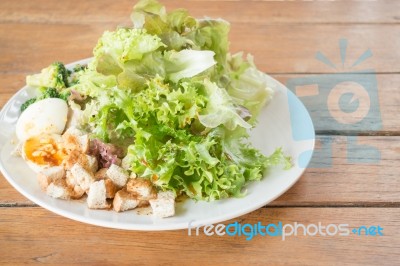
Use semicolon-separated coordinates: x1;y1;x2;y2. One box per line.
24;135;67;166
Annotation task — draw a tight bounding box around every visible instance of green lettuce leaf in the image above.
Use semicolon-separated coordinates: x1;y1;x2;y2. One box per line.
61;0;292;202
164;49;216;83
186;19;230;71
225;52;274;120
198;79;252;130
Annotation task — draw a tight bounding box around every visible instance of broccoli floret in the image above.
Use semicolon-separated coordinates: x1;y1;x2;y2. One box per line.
38;87;71;101
68;64;88;86
20;88;70;113
20;98;37;112
38;87;60;99
73;64;87;73
26;62;69;90
59;90;71;101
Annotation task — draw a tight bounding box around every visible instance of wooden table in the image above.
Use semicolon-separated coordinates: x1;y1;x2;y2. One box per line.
1;1;399;265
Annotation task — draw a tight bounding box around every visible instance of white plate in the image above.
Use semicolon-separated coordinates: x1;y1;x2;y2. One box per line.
0;58;315;231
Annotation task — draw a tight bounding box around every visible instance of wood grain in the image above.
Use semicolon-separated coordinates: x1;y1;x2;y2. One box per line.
0;1;399;264
274;74;400;134
1;0;400;24
1;23;399;74
275;136;400;206
1;136;399;206
0;207;398;265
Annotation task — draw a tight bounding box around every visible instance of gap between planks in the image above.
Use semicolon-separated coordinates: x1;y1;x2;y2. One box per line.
2;20;400;26
2;202;399;208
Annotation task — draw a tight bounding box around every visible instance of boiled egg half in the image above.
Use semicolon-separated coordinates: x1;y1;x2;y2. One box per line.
16;98;68;142
22;134;67;173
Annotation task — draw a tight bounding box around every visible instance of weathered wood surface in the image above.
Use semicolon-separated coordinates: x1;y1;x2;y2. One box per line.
0;207;398;265
1;23;399;74
0;1;399;265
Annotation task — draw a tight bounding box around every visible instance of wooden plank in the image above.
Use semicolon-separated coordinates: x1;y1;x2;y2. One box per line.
274;136;400;206
0;23;107;74
229;24;400;74
0;73;25;111
1;23;399;74
1;0;399;24
0;177;33;206
0;207;398;265
1;136;399;206
273;74;400;134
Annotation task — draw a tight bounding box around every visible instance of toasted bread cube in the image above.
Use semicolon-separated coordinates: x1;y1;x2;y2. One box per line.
77;135;90;154
37;166;65;190
63;128;90;154
95;168;108;180
126;178;156;200
46;179;72;200
87;180;110;209
104;179;117;198
70;163;95;191
70;186;85;199
106;164;129;188
63;152;97;173
63;150;81;170
149;191;176;218
63;127;84;137
138;200;150;208
121;156;131;170
65;170;77;187
113;189;139;212
65;171;85;199
85;155;98;173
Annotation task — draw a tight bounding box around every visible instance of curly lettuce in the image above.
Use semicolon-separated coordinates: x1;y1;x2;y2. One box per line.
62;0;290;201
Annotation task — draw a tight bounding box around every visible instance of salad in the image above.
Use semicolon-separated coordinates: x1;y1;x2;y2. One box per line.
14;0;290;218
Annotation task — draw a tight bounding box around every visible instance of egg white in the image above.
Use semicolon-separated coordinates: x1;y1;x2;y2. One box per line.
16;98;68;141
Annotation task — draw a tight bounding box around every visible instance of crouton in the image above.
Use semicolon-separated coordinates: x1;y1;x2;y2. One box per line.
149;191;176;218
104;179;117;198
63;127;85;137
85;155;98;173
113;189;139;212
106;164;128;188
63;130;90;154
77;135;90;154
70;186;85;199
94;168;108;180
37;166;65;190
70;163;95;191
126;178;156;200
46;179;72;200
64;153;98;173
65;170;77;187
138;200;150;208
121;156;131;170
63;150;81;170
65;171;85;199
87;180;110;209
